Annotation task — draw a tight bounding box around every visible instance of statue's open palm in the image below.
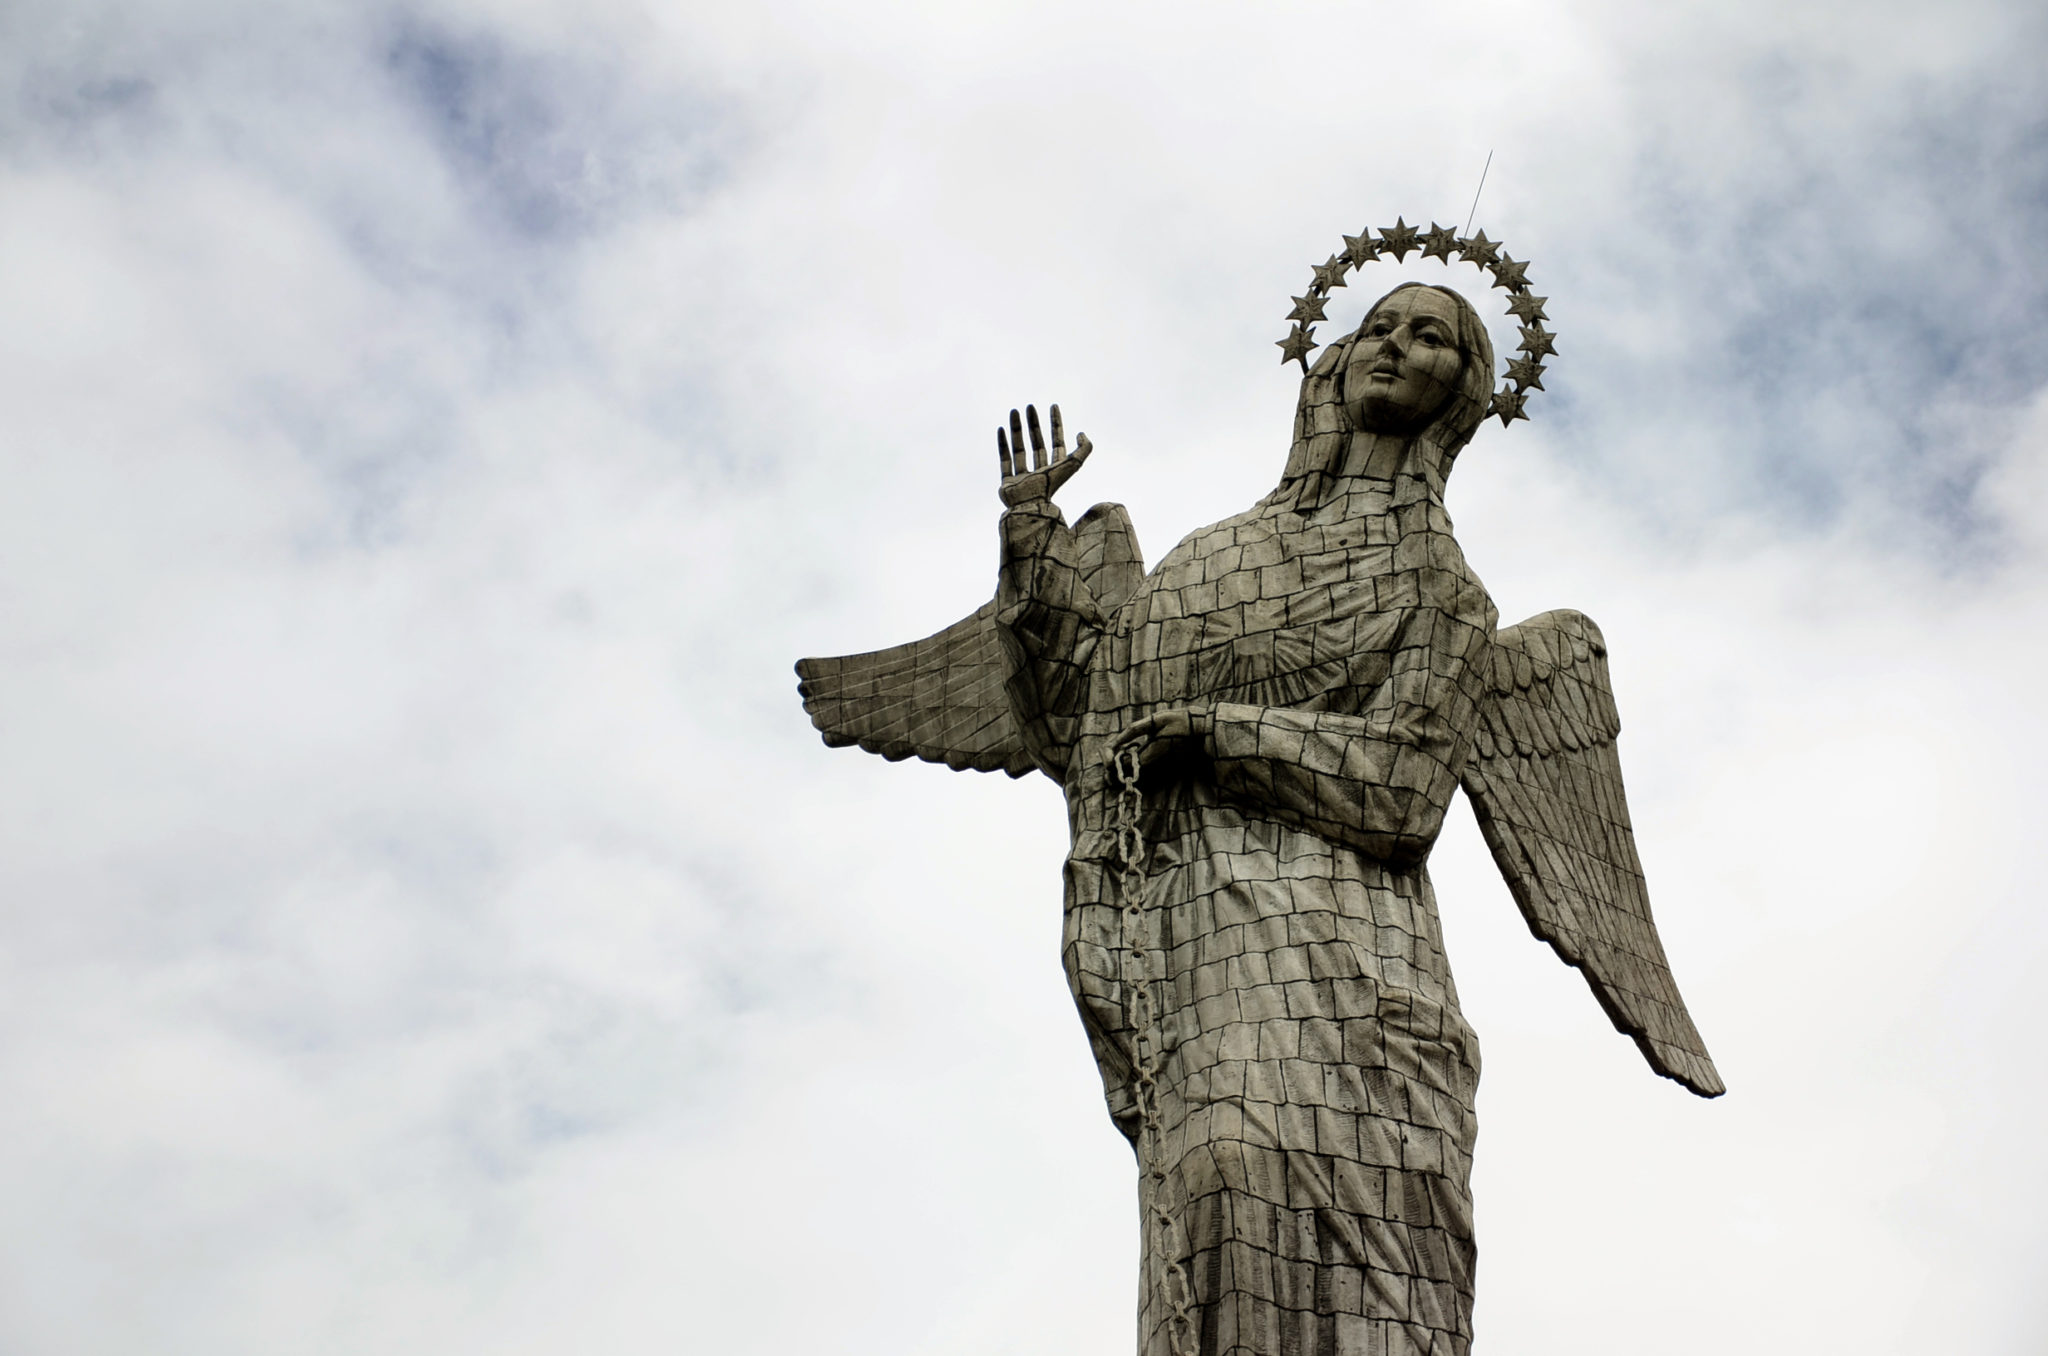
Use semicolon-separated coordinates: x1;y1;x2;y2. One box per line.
997;403;1092;507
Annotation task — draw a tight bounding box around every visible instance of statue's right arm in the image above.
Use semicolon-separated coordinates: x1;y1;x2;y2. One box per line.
995;498;1105;781
986;404;1106;781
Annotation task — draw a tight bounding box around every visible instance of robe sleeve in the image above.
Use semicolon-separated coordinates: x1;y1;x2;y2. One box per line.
1205;608;1490;869
995;500;1106;780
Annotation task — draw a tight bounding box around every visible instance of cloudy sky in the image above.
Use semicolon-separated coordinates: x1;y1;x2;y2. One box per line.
2;0;2045;1351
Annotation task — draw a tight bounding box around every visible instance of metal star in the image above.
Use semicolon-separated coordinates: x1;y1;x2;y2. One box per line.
1378;217;1420;261
1505;357;1546;391
1342;229;1381;265
1277;324;1318;365
1457;230;1501;266
1419;224;1459;261
1506;293;1550;323
1288;294;1329;324
1311;255;1350;290
1488;254;1531;290
1490;388;1530;425
1517;325;1557;359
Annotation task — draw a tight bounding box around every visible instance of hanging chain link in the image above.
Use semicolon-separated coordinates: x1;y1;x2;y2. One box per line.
1113;742;1197;1356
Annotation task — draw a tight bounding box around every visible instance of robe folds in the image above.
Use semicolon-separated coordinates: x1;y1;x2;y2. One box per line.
996;473;1498;1356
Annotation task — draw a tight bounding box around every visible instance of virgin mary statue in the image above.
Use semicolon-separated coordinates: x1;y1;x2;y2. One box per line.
798;259;1722;1356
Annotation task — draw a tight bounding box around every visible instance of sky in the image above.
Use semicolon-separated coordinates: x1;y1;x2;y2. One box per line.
1;0;2046;1352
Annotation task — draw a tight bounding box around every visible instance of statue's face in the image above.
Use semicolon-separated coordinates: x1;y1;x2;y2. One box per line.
1344;288;1465;434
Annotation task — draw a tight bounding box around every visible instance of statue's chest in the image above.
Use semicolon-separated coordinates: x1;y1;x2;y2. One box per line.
1091;512;1420;714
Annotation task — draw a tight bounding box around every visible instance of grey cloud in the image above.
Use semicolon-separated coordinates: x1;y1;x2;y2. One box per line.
1554;19;2048;550
380;16;740;245
2;0;2046;1352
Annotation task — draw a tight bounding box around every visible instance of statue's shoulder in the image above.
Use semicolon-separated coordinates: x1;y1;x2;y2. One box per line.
1384;496;1497;632
1140;504;1271;584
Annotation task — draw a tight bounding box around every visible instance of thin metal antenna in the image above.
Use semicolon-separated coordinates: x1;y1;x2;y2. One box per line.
1463;150;1494;235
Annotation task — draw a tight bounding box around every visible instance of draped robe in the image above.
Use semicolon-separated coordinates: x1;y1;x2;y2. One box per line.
997;463;1498;1356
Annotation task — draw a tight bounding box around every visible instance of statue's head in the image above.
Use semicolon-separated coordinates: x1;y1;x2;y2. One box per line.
1278;281;1498;500
1338;282;1495;450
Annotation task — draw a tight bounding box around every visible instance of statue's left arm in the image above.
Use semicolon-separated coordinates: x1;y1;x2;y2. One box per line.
1116;575;1492;869
1202;602;1492;870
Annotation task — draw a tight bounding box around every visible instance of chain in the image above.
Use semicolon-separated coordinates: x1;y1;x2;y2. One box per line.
1113;742;1197;1356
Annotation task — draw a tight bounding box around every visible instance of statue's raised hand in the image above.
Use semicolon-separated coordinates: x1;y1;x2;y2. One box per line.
997;404;1092;508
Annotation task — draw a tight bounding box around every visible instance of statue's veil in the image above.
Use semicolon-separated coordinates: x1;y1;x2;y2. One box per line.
1275;282;1496;502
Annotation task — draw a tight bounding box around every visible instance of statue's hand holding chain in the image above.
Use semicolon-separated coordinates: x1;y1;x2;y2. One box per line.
1111;706;1215;783
996;403;1091;508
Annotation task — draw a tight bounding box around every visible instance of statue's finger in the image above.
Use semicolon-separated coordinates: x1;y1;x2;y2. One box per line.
1009;409;1027;475
1073;432;1093;465
1049;404;1066;461
1026;405;1048;471
998;426;1014;478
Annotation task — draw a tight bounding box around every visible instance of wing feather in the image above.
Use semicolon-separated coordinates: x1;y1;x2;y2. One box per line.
1460;609;1726;1098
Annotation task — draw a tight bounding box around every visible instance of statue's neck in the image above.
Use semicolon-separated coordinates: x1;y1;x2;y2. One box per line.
1278;429;1446;514
1336;429;1425;482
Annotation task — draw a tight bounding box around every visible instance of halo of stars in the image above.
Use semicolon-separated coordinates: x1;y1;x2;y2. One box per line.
1277;217;1554;427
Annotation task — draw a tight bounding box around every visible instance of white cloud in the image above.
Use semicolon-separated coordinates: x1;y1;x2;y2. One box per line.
0;0;2044;1351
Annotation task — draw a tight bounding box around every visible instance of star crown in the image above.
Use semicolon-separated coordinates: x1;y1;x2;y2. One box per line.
1276;217;1555;427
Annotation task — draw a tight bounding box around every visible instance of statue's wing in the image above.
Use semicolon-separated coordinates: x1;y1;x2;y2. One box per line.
795;503;1143;780
796;600;1036;776
1459;610;1726;1098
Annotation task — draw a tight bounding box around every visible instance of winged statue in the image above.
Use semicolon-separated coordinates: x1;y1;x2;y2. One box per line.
797;226;1721;1356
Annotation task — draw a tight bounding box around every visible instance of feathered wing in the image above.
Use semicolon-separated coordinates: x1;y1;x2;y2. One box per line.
796;599;1036;775
1459;610;1726;1098
795;502;1144;780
